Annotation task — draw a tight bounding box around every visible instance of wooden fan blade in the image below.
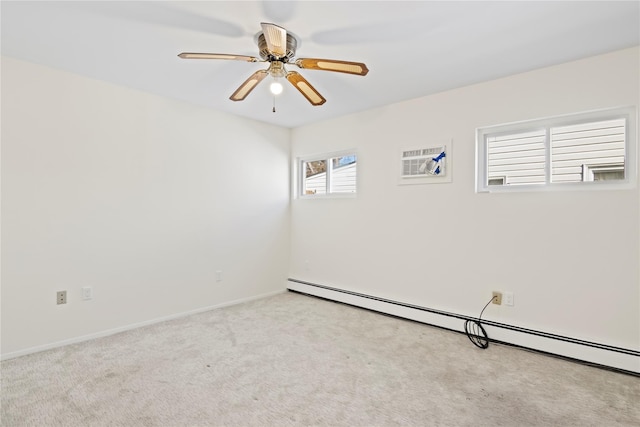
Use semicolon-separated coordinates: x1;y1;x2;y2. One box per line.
295;58;369;76
286;71;326;106
260;22;287;58
178;52;259;62
230;70;268;101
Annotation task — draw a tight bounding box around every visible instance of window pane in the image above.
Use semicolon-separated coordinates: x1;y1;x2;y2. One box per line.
488;177;505;186
330;155;357;193
593;169;624;181
487;130;546;186
303;160;326;195
551;119;625;183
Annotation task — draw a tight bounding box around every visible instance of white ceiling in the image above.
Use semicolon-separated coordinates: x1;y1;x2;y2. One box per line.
2;1;639;128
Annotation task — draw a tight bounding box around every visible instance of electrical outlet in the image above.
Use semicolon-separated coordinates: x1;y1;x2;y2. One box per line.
57;290;67;305
504;292;514;306
215;270;223;282
492;291;502;305
82;286;93;301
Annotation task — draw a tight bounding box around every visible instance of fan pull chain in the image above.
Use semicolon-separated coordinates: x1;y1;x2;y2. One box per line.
273;96;276;113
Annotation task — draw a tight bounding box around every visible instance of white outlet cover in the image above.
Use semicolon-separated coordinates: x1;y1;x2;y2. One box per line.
82;287;93;300
504;292;514;306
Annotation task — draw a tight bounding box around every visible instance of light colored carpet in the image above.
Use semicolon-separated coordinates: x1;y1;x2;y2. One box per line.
1;291;639;426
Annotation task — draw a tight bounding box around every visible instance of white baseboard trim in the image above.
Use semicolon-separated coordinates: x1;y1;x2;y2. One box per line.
287;279;640;375
1;289;286;361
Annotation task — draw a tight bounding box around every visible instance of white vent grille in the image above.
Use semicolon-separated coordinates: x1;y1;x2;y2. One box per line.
401;146;445;177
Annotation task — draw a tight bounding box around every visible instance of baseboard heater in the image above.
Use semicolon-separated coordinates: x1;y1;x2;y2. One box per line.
287;279;640;375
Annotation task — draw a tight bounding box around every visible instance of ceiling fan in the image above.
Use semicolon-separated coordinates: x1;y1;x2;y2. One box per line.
178;22;369;106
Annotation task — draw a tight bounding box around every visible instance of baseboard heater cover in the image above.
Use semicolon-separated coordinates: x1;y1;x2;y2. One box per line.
287;279;640;375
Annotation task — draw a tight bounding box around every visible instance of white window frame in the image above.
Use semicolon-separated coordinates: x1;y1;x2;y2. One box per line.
476;106;637;193
296;150;358;199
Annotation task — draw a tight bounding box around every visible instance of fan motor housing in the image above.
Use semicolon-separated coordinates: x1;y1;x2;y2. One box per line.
255;31;298;61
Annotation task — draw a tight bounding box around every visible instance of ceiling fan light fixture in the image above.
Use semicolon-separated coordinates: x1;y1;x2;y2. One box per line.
270;80;284;95
268;61;286;78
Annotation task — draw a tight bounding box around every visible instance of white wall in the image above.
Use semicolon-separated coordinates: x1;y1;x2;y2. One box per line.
3;47;638;367
1;57;291;357
290;47;639;356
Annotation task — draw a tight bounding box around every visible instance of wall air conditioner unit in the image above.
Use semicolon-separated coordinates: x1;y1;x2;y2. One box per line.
399;143;451;185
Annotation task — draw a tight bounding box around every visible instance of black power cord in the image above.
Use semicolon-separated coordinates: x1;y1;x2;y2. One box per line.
464;296;496;349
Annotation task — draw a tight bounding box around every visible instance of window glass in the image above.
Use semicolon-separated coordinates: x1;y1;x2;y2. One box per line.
299;152;357;197
303;160;326;195
487;129;546;186
551;119;625;183
330;155;357;193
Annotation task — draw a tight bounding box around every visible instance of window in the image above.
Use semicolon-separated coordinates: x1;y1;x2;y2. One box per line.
488;177;506;186
299;152;357;197
476;107;636;192
582;164;625;182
